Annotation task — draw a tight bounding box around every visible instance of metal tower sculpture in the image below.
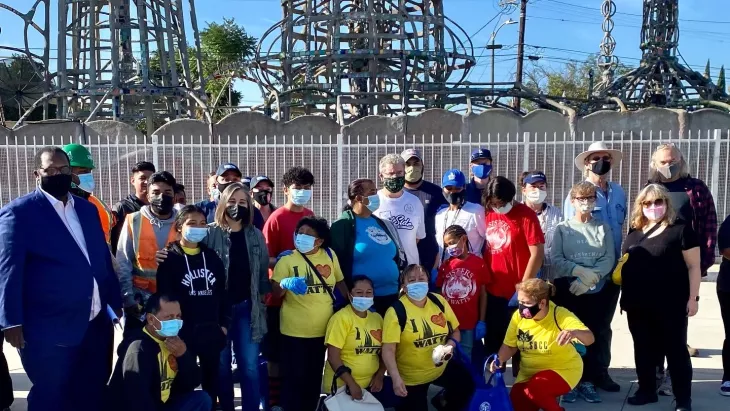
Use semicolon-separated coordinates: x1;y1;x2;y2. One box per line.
10;0;210;132
597;0;728;109
252;0;478;121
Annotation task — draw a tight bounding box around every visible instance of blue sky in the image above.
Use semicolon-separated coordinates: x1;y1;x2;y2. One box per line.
0;0;728;107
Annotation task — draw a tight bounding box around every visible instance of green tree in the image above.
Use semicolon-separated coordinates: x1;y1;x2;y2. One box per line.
717;66;726;93
704;59;711;80
150;18;256;122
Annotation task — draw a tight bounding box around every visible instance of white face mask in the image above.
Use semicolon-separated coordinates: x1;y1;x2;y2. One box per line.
492;202;513;214
525;189;547;204
578;203;595;214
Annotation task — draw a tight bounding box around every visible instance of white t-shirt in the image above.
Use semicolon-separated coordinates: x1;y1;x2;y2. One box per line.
374;190;425;266
435;201;487;264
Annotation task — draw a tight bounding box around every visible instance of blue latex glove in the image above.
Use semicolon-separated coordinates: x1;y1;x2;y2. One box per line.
507;291;519;307
276;250;293;263
475;321;487;340
279;277;308;295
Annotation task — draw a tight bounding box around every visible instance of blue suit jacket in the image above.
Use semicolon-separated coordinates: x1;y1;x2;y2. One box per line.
0;189;122;346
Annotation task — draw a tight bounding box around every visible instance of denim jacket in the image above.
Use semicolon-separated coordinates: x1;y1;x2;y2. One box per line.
203;224;271;342
563;181;627;258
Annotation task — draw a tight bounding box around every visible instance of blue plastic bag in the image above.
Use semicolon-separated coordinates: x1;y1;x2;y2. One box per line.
467;355;514;411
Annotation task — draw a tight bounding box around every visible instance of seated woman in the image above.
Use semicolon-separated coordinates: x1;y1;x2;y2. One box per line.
491;278;594;411
382;264;475;411
323;275;386;400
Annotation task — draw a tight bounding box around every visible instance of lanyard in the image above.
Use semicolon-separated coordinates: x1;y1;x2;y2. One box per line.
443;206;463;229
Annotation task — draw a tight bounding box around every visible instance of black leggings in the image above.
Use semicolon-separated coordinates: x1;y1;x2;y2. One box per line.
0;330;13;409
626;307;692;404
395;360;476;411
719;289;730;382
280;335;326;411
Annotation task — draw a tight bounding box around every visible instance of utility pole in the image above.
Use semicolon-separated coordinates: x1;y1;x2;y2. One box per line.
515;0;528;111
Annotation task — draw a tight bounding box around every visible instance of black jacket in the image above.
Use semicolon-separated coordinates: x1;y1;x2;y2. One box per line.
111;194;146;254
108;327;201;411
156;242;230;351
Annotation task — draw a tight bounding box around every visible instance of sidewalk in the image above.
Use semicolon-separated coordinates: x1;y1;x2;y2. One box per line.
4;282;728;410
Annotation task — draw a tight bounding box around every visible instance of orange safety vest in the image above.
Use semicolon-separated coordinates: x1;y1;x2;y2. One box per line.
88;195;115;245
125;212;177;295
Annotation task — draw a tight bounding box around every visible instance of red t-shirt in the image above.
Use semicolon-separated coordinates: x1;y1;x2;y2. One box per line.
483;202;545;300
437;254;491;330
262;206;315;306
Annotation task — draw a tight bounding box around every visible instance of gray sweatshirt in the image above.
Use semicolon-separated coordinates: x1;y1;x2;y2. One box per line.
550;218;615;291
115;206;178;307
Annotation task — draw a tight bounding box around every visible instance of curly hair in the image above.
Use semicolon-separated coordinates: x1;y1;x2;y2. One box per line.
515;278;555;303
282;166;315;188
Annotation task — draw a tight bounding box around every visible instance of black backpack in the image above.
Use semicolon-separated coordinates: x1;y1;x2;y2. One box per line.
392;293;454;334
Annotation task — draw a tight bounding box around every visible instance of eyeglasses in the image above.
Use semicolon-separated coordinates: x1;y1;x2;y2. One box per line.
642;199;665;207
574;196;596;203
39;165;72;176
590;155;612;162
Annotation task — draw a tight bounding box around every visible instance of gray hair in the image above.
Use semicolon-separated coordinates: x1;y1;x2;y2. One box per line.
649;143;689;180
379;154;405;173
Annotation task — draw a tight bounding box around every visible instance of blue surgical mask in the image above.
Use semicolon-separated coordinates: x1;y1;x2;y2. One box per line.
471;164;492;179
153;315;183;338
290;188;312;206
182;227;208;243
351;296;374;312
406;282;429;301
211;188;221;201
295;233;317;254
366;194;380;212
447;244;463;257
77;173;95;193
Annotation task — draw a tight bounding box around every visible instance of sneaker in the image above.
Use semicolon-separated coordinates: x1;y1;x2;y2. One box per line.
576;382;602;403
594;373;621;392
721;381;730;396
658;371;673;396
562;389;578;403
687;344;699;357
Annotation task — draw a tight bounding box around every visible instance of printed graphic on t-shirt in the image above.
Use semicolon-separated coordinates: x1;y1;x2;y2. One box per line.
182;267;216;296
158;352;176;394
381;210;415;231
487;220;512;253
407;313;448;348
442;267;477;304
354;327;383;355
366;226;392;245
517;329;552;354
293;263;332;294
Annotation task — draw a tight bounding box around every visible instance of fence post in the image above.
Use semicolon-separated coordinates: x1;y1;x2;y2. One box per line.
710;129;722;200
523;132;531;172
151;134;159;168
336;133;344;214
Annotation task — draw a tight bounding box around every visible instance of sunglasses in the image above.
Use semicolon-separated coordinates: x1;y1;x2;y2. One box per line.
590;155;612;162
642;199;665;207
574;196;597;202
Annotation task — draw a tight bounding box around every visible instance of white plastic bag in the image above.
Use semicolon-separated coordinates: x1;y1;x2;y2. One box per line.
322;386;384;411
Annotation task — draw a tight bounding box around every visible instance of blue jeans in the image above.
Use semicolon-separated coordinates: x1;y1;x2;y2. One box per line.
164;391;212;411
460;329;475;361
218;301;261;411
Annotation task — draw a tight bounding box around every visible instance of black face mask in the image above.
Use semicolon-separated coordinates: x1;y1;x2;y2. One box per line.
591;159;612;176
70;185;91;200
518;302;542;319
150;194;174;215
217;182;233;196
444;191;466;206
40;174;72;200
253;191;271;206
226;205;250;222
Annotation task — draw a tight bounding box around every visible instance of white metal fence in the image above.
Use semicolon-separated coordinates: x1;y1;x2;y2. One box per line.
1;131;729;228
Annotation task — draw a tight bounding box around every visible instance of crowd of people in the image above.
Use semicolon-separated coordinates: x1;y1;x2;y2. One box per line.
0;141;727;411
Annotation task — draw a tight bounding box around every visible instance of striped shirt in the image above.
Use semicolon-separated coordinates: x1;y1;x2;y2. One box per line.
524;203;563;280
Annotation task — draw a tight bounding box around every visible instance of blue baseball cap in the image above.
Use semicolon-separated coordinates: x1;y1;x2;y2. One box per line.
470;148;492;162
442;169;466;188
523;172;547;185
252;175;274;188
216;162;242;177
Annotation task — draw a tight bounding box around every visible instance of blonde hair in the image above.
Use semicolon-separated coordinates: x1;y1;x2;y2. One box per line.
649;144;689;180
214;182;254;228
569;181;596;200
515;278;555;303
630;183;676;230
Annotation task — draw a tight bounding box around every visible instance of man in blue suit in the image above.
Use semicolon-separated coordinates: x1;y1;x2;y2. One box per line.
0;146;122;411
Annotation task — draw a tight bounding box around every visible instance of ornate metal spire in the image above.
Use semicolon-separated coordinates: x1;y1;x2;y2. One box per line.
593;0;618;93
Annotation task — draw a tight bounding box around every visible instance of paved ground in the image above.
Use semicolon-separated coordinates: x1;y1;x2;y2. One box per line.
4;280;728;410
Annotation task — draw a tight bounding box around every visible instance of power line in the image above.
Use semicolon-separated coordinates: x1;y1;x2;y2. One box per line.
542;0;730;24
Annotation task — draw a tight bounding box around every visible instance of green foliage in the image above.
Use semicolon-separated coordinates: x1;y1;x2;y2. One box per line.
717;66;726;93
704;59;711;79
149;18;256;121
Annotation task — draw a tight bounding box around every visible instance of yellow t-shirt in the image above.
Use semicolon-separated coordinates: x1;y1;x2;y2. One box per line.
382;294;460;386
503;301;587;388
272;248;345;337
322;306;384;391
143;328;178;403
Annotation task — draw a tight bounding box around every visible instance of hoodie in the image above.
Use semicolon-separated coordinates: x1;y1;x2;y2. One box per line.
156;242;230;351
111;194;147;254
116;206;178;307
